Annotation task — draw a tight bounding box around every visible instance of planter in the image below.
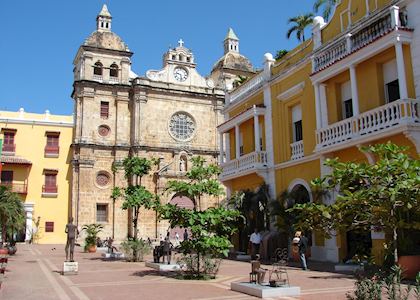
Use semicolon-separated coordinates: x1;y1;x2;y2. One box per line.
398;255;420;279
87;245;96;253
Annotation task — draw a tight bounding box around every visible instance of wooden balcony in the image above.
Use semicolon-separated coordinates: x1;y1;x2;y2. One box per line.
42;185;58;194
44;146;60;157
0;182;28;194
316;99;420;152
2;144;15;154
220;151;268;181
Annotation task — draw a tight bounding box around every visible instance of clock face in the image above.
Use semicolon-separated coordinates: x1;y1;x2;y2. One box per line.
173;67;188;82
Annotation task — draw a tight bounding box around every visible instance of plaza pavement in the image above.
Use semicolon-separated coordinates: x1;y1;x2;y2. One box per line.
0;244;356;300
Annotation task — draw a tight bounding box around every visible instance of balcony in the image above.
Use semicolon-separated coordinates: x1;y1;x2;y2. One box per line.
316;99;420;151
290;140;304;160
2;144;15;155
0;182;28;194
227;72;266;106
109;76;119;84
44;146;60;157
220;151;267;181
312;7;410;74
92;74;103;82
42;185;58;197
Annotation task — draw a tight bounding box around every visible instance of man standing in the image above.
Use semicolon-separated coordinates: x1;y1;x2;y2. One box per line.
298;232;309;270
249;228;262;259
183;228;188;241
65;217;78;262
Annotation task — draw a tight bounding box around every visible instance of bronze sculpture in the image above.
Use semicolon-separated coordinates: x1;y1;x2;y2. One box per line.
65;217;78;262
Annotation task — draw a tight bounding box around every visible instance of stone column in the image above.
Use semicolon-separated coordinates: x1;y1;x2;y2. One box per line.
349;65;360;115
23;203;34;242
320;84;329;127
314;83;322;129
219;133;224;164
395;40;408;99
225;132;230;161
254;112;261;152
235;125;240;159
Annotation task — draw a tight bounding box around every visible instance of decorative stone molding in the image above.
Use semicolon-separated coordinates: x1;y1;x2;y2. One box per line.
276;82;305;101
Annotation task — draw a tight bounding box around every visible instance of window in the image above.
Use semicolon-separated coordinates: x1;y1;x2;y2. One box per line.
239;132;244;156
110;63;118;78
2;131;16;153
45;222;54;233
168;112;195;141
96;204;108;223
292;105;303;142
94;61;103;76
386;79;400;103
45;132;60;156
294;120;303;142
383;59;400;103
1;171;13;186
43;173;57;194
344;99;354;119
341;81;353;119
100;101;109;119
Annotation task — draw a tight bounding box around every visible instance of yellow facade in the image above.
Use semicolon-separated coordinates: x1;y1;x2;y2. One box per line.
219;0;420;263
0;110;73;244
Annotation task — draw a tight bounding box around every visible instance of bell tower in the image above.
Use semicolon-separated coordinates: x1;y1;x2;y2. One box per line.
224;28;239;54
96;4;112;32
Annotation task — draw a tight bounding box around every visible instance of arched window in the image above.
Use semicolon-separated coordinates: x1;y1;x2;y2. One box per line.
93;61;103;76
110;63;118;78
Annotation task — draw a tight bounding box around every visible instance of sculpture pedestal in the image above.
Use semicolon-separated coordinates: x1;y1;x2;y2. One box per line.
145;261;180;271
63;261;78;275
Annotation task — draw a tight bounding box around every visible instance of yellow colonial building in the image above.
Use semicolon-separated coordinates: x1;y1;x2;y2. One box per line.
0;109;73;244
218;0;420;263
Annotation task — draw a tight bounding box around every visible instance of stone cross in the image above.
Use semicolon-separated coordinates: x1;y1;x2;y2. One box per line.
178;39;184;47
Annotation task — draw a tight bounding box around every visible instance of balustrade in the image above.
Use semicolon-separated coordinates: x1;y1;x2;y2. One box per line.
220;151;267;179
290;141;304;160
316;99;420;149
229;73;265;104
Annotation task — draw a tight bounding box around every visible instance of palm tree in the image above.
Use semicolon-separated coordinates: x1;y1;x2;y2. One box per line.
313;0;339;21
286;13;314;42
0;186;25;245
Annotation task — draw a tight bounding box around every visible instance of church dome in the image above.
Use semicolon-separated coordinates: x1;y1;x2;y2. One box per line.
212;51;254;73
84;31;130;52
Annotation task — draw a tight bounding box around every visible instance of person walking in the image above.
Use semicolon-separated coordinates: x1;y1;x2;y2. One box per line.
183;228;188;241
249;228;262;259
298;232;309;270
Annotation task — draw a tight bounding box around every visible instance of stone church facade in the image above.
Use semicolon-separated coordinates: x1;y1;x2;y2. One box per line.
71;5;254;241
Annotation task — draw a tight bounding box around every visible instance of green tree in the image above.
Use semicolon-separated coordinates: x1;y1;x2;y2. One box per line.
286;13;314;42
290;143;420;264
0;186;25;245
114;157;157;241
158;156;241;278
313;0;339;21
166;156;224;211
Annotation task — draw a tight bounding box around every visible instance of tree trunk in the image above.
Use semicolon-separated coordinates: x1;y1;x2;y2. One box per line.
393;227;398;265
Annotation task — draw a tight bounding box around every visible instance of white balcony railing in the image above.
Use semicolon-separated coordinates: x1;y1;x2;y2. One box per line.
316;99;420;150
228;72;266;105
220;151;267;180
290;140;304;160
312;8;403;73
109;76;119;84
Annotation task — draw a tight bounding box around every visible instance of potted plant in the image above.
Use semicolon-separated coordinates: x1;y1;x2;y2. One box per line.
82;224;103;253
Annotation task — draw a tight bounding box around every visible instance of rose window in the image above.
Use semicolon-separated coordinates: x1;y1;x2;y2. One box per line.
96;172;110;187
169;112;195;141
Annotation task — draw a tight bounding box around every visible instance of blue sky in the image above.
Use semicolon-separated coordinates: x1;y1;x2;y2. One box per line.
0;0;315;115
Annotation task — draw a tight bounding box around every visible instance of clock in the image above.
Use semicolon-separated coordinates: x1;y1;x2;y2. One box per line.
173;67;188;82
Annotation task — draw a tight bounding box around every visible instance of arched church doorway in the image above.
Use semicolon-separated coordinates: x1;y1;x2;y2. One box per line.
168;193;194;239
